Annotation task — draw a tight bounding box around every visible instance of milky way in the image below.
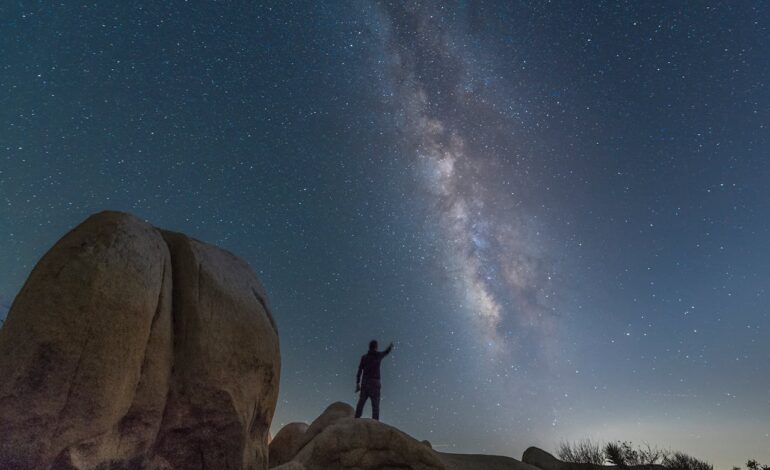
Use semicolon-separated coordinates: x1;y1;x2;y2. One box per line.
376;3;558;359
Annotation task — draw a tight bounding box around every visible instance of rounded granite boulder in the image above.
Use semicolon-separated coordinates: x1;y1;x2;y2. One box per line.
269;422;309;468
0;211;280;470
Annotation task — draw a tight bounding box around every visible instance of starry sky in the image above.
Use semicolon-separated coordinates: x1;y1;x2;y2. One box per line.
1;2;768;468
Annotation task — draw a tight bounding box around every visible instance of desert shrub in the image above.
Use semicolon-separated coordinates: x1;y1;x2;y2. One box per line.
663;452;713;470
745;460;770;470
559;439;708;469
605;441;631;466
637;443;669;465
558;439;605;465
604;441;669;466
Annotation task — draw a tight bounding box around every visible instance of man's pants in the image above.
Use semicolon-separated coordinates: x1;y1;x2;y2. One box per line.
355;379;381;420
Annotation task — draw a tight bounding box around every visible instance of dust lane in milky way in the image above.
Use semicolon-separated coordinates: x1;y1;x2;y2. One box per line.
376;3;560;363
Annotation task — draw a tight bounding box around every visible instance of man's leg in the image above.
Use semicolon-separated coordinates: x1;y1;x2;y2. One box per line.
371;384;381;420
354;388;369;418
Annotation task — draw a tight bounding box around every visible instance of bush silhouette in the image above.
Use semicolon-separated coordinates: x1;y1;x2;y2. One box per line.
558;439;711;470
558;439;605;464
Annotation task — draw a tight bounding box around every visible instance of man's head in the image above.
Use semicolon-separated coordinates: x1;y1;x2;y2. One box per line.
369;340;378;351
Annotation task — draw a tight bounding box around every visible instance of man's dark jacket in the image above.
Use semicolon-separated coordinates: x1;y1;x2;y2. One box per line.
357;344;392;384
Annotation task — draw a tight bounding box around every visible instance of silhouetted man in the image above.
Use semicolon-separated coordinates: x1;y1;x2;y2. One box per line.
354;339;393;420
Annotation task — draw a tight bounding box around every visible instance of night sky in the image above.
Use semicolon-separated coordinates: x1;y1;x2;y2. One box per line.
1;2;769;467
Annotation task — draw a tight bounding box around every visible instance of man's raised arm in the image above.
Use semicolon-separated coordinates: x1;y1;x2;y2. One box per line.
382;342;393;356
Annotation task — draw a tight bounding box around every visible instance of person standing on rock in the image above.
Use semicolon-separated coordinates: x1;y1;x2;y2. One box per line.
354;339;393;420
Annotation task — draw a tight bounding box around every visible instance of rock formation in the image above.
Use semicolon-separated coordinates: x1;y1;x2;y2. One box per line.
0;211;280;470
293;417;445;469
267;401;537;470
153;230;280;469
294;401;355;452
440;452;541;470
269;422;309;468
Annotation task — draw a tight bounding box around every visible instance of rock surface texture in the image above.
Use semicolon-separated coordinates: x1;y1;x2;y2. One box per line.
294;401;354;452
439;452;541;470
290;417;445;470
0;211;280;470
269;401;537;470
268;422;309;468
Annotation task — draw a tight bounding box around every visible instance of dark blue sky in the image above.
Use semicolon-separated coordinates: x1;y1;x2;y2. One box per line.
1;2;768;467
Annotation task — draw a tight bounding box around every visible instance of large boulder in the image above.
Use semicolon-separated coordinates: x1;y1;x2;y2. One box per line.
0;211;174;469
153;230;280;469
439;452;540;470
294;401;353;452
277;402;536;470
269;422;309;468
290;417;445;470
523;447;581;470
0;211;280;470
272;402;537;470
